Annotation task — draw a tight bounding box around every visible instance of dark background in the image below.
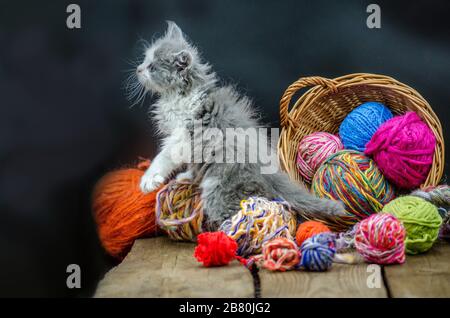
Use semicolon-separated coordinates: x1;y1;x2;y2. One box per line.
0;0;449;297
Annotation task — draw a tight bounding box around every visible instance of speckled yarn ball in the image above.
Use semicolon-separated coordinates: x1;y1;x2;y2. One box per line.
382;196;442;254
355;213;406;264
365;112;436;189
296;132;344;183
311;150;395;223
339;102;393;152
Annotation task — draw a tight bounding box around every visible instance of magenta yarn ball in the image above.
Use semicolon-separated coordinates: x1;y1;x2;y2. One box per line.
296;132;344;183
365;112;435;189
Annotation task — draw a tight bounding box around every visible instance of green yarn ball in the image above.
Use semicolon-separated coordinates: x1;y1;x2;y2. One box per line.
381;196;442;255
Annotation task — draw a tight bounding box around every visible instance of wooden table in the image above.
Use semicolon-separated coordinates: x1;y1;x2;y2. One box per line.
94;237;450;298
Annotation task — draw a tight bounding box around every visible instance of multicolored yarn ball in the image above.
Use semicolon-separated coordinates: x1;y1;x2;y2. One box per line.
339;102;393;152
311;150;395;225
365;112;436;189
299;232;336;271
411;185;450;209
156;179;204;241
295;221;331;247
354;213;406;264
220;197;297;257
92;159;159;260
382;196;442;254
412;185;450;241
254;237;301;272
296;132;344;183
194;232;249;267
440;215;450;241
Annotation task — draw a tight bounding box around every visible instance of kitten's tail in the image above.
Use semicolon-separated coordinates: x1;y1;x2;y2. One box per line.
263;172;346;223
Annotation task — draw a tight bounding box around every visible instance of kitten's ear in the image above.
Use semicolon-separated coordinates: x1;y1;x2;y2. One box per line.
173;50;192;71
166;21;184;40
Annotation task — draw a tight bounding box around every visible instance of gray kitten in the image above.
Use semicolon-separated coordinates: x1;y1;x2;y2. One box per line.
133;21;344;229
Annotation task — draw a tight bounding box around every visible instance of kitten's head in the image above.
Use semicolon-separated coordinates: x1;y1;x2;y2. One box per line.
135;21;212;96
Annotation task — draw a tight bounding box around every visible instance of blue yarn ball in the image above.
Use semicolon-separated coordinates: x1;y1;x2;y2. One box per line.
300;232;336;271
339;102;393;152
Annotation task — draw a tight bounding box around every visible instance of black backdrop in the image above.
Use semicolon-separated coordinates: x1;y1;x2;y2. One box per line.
0;0;449;297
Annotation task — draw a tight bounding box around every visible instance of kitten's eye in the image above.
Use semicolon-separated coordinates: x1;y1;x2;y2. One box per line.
147;63;156;72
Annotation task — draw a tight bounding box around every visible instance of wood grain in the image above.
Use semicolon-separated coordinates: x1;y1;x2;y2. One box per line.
384;242;450;298
259;259;388;298
94;237;254;298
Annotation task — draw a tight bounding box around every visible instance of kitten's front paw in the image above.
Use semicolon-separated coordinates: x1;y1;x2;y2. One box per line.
176;170;193;181
140;171;165;193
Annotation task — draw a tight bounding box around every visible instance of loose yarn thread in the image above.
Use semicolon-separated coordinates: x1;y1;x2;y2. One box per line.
220;197;297;257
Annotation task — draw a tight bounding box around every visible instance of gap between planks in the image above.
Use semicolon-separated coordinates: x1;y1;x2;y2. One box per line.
94;237;450;298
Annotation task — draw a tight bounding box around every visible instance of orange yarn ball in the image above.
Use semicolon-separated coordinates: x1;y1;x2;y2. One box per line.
92;159;160;260
295;221;331;247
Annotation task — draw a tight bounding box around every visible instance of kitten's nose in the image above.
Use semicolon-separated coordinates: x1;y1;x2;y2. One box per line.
137;65;145;74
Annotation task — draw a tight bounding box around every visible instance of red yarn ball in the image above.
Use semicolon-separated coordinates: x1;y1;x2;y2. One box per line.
194;232;238;267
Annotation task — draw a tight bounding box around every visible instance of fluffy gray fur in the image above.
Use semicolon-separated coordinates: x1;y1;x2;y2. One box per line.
132;21;345;229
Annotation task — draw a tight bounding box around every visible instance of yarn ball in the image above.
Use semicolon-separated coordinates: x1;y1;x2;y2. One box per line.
220;197;297;257
257;237;301;272
311;150;395;225
194;232;238;267
92;159;159;260
411;185;450;209
300;232;336;271
365;112;436;189
354;213;406;264
295;221;331;247
296;132;344;183
440;216;450;241
156;179;204;242
411;185;450;240
382;196;442;254
339;102;393;152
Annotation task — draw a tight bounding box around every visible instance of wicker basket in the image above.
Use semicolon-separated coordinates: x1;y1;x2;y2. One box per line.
278;73;445;189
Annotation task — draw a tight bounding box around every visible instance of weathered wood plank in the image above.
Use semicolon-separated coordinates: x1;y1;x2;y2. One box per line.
259;257;388;298
94;237;254;298
384;242;450;298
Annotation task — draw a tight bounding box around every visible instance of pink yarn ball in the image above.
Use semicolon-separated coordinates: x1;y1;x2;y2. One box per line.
365;112;435;189
355;213;406;265
296;132;344;183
